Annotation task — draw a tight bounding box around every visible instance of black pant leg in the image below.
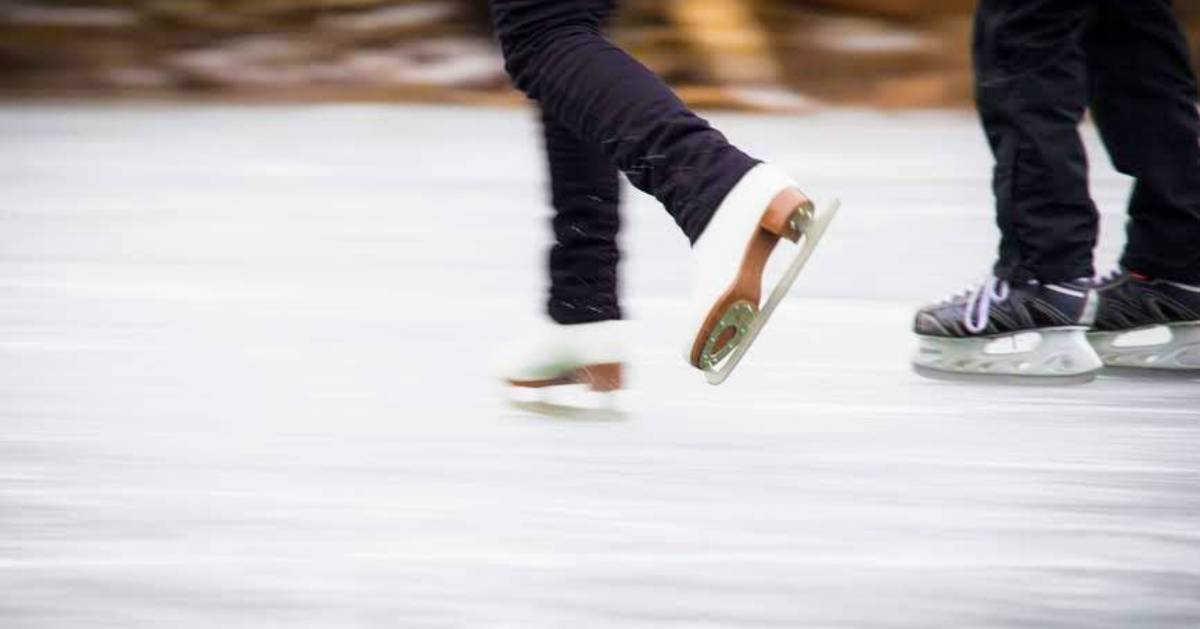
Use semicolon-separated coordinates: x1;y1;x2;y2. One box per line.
1086;0;1200;283
541;111;623;324
490;0;758;242
974;0;1099;283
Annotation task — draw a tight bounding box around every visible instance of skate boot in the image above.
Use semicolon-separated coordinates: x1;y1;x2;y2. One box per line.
912;276;1103;384
686;163;839;385
501;320;626;413
1087;270;1200;373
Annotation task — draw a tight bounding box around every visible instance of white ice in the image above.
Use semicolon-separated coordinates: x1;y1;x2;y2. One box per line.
1;103;1198;628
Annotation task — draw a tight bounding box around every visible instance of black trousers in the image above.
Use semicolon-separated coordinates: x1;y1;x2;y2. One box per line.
977;0;1200;284
491;0;759;324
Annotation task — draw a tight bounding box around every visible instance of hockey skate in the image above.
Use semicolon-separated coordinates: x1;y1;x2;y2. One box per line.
500;319;627;415
912;276;1103;384
686;164;839;385
1087;270;1200;375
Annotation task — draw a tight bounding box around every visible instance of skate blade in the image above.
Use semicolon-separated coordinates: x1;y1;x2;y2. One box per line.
1088;323;1200;372
704;198;839;386
912;364;1097;386
911;327;1102;385
1097;366;1200;381
506;386;629;421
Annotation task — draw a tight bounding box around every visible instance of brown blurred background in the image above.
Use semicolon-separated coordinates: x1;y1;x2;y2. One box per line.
3;0;1200;109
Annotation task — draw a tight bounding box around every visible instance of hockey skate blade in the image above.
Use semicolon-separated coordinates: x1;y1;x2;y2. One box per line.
912;364;1097;386
1097;366;1200;381
704;198;840;386
912;327;1102;385
1088;322;1200;373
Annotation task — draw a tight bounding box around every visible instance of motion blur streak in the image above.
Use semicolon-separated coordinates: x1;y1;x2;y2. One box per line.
1;104;1198;628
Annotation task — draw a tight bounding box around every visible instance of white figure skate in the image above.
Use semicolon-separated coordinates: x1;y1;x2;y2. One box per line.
500;320;626;414
685;164;839;385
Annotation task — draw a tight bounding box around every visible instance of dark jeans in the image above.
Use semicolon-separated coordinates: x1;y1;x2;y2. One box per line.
976;0;1200;284
541;110;623;323
491;0;759;324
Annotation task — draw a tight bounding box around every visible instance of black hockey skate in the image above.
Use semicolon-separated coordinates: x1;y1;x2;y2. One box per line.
1087;270;1200;373
912;276;1102;384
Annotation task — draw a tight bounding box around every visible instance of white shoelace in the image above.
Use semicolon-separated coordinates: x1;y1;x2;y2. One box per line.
944;276;1010;334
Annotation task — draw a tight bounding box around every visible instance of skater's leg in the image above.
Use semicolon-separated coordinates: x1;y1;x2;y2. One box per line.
504;8;625;398
490;0;758;241
541;110;623;325
974;0;1099;283
502;111;624;395
1080;1;1200;372
492;0;836;382
1085;0;1200;283
911;0;1105;383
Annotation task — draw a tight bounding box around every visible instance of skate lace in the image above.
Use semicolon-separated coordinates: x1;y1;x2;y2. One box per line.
948;276;1010;335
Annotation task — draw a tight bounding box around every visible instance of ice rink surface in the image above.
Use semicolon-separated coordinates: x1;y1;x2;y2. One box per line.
2;103;1198;628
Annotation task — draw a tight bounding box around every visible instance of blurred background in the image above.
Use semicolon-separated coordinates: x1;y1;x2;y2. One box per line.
3;0;1199;110
5;3;1200;629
